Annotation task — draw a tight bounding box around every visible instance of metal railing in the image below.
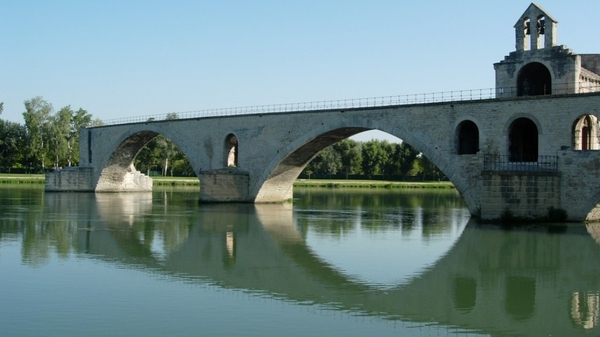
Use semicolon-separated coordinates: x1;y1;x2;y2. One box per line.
100;82;600;126
483;155;559;172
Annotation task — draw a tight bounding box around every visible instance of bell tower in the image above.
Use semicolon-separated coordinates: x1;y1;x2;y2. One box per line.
494;3;600;97
514;3;557;52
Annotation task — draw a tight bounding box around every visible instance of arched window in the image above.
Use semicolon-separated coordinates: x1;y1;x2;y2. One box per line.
536;15;546;47
573;115;600;150
522;17;531;50
224;134;238;167
517;62;551;96
509;118;538;162
456;120;479;155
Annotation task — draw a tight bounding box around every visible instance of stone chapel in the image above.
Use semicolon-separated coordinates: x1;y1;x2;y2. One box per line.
494;3;600;97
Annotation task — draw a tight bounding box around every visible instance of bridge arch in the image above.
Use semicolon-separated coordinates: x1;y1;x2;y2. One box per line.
517;62;552;96
94;124;202;191
252;117;476;213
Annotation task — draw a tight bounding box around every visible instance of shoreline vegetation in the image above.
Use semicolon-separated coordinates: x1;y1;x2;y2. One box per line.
0;174;455;189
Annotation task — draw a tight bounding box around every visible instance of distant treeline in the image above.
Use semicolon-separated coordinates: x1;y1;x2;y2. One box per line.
0;97;103;173
301;139;445;181
1;98;444;180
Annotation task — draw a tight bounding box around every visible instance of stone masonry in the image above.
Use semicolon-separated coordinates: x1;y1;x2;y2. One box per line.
45;92;600;221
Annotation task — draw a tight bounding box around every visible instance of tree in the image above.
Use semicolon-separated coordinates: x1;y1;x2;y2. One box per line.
0;102;3;115
396;142;420;178
135;142;157;175
416;154;445;181
333;139;362;178
23;97;53;171
156;113;180;176
361;140;389;178
67;108;92;166
0;120;28;171
304;146;341;176
171;147;194;176
48;106;72;169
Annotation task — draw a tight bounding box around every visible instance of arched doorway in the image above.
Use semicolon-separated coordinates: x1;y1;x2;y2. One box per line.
509;118;538;162
573;115;599;150
224;134;238;167
517;62;552;96
456;120;479;155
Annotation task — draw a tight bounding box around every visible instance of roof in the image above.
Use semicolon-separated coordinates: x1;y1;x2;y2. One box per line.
514;3;558;28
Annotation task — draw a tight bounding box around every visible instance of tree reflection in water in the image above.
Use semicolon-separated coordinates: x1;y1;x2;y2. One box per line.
0;186;599;336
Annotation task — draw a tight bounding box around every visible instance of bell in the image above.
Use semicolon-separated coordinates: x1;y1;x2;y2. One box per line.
537;19;545;34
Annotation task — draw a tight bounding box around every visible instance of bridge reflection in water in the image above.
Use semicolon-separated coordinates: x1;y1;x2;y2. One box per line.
27;191;600;335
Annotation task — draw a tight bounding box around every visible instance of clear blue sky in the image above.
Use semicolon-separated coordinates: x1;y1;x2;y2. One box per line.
2;1;599;142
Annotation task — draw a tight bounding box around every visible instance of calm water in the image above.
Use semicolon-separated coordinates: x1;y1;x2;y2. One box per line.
0;185;599;337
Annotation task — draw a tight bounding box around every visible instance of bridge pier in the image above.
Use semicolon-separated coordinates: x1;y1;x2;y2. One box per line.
198;168;251;202
480;171;562;221
95;163;152;192
45;164;152;192
45;167;95;192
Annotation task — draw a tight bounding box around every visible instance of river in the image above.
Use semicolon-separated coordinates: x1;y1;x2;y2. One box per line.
0;185;598;336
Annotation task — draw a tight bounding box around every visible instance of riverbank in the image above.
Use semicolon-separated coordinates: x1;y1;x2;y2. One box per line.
0;174;45;184
0;174;454;189
294;179;454;189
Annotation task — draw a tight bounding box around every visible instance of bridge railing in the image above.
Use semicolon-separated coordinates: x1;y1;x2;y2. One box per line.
483;155;559;172
100;82;600;126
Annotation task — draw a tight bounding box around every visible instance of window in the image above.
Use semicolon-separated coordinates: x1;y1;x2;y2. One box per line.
509;118;538;162
456;120;479;155
224;134;238;167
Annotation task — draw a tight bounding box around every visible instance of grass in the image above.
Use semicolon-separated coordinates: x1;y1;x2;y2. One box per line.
294;179;454;189
0;173;45;184
0;173;455;189
152;176;200;186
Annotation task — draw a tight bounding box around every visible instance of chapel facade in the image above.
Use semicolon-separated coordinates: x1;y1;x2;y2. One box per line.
494;3;600;97
493;3;600;151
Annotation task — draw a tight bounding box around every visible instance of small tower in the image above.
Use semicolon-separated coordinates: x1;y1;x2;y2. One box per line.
494;3;600;97
514;3;557;52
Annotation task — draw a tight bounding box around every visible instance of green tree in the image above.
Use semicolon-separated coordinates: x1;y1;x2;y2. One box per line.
0;120;28;171
395;142;420;178
67;108;92;166
333;139;362;178
416;154;445;180
171;149;194;176
48;106;72;169
23;97;53;171
135;143;157;175
156;113;180;176
361;140;389;178
304;146;341;176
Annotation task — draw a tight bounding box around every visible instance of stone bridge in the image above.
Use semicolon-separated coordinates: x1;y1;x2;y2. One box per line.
45;4;600;221
46;93;600;221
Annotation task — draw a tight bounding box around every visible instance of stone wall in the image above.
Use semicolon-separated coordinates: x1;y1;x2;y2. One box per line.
581;54;600;75
494;46;580;96
481;171;561;220
72;93;600;220
95;165;153;192
45;167;95;192
199;168;249;202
